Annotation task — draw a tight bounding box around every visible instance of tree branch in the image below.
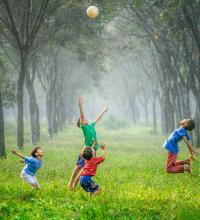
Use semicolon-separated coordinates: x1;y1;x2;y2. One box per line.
1;0;21;49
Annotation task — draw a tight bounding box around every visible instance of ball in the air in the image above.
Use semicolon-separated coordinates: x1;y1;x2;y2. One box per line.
87;6;99;18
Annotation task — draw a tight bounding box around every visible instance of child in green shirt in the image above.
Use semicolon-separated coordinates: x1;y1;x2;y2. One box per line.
68;96;108;189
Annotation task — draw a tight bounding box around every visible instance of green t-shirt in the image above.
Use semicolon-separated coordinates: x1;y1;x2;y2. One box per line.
80;122;99;151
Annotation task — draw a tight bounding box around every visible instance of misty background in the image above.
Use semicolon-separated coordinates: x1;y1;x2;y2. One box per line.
0;0;200;157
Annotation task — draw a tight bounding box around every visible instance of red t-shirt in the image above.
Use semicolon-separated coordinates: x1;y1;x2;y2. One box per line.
81;156;104;176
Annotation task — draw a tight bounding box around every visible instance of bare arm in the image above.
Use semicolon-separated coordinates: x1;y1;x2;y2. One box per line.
182;136;197;156
94;107;108;124
100;143;106;159
11;150;25;159
78;96;85;124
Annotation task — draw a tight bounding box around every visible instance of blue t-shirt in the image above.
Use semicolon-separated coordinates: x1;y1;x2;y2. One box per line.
22;157;43;176
163;127;191;154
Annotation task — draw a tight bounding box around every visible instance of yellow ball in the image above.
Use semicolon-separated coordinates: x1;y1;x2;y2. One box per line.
87;6;99;18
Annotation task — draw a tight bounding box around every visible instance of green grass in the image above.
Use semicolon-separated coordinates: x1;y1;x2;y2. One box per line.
0;125;200;220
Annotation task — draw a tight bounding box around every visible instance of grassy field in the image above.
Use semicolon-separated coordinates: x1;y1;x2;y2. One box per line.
0;124;200;220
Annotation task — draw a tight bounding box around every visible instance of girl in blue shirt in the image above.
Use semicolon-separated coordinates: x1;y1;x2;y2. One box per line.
163;119;198;174
11;147;44;189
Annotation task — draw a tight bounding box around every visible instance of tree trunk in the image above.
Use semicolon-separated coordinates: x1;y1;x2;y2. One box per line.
52;56;58;134
0;89;6;158
174;87;183;123
152;94;157;134
46;93;53;138
144;102;149;125
46;51;60;137
17;54;26;149
26;69;40;145
194;94;200;148
129;97;138;124
46;65;55;138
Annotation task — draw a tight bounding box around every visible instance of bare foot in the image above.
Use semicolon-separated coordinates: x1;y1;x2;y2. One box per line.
189;162;193;175
72;176;80;190
90;187;100;196
185;163;193;175
68;180;74;190
185;158;191;165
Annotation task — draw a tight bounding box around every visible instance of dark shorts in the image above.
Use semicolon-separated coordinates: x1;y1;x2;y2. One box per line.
80;175;99;193
76;154;85;168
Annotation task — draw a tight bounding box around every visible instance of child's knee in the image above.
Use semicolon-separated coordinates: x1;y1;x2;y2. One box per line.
166;166;173;173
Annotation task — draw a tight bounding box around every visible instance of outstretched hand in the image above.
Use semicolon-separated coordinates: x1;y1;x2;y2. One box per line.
92;141;97;148
190;151;199;161
78;96;83;105
100;143;106;150
11;149;17;155
103;107;108;113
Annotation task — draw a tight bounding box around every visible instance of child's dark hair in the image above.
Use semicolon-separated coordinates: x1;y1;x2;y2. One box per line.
81;147;93;160
30;147;41;157
185;119;195;131
77;118;81;128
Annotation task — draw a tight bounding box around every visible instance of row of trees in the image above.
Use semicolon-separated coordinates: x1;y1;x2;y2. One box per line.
0;0;118;157
118;0;200;146
0;0;199;158
90;0;200;145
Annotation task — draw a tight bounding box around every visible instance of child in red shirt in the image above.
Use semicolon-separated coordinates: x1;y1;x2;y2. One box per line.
74;143;106;196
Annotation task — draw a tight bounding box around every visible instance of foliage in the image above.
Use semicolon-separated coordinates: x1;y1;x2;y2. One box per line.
102;115;132;130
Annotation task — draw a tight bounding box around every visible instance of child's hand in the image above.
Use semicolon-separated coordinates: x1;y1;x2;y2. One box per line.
100;143;106;150
11;149;17;155
103;107;108;113
190;153;198;161
78;96;83;105
92;141;97;148
19;159;24;163
194;151;199;155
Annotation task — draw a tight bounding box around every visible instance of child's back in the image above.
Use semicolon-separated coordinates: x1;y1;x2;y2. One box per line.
79;144;106;196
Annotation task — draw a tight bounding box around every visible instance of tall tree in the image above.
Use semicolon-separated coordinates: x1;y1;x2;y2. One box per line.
0;56;15;157
0;0;49;148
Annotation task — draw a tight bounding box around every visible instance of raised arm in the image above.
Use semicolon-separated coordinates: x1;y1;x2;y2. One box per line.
100;143;106;159
182;137;198;160
94;107;108;124
11;149;25;159
78;96;85;124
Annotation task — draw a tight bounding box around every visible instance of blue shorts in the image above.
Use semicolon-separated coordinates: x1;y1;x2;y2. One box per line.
76;154;85;168
80;175;99;193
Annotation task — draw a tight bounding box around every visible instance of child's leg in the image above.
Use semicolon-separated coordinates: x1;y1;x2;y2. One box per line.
32;176;40;189
174;159;189;165
167;164;184;173
72;174;80;189
166;152;184;173
68;154;85;189
21;172;41;189
68;165;82;189
166;152;192;174
90;187;100;196
184;164;193;175
80;175;100;195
